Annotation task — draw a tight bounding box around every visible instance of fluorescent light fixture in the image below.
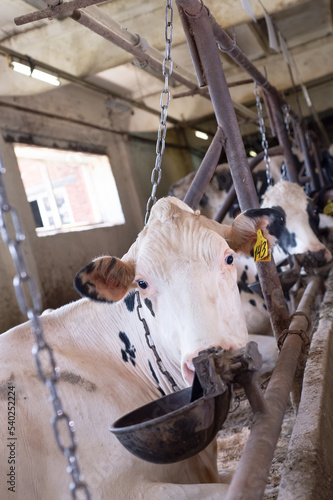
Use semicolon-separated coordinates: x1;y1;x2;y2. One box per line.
11;61;60;87
249;149;257;157
195;130;209;140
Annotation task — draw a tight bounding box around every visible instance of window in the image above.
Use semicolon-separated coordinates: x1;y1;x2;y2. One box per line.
14;144;125;236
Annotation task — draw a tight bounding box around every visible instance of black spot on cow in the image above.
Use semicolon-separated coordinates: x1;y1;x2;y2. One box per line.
253;170;270;201
237;270;253;294
124;291;136;312
306;199;321;238
144;298;155;317
245;265;248;270
119;331;136;366
249;299;257;307
199;193;209;208
216;169;233;191
74;263;110;302
268;206;297;253
244;207;285;239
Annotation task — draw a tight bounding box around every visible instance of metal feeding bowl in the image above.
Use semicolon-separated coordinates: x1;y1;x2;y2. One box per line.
110;383;231;464
110;342;262;464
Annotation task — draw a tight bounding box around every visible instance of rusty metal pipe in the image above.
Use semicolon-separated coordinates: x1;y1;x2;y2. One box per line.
208;13;299;184
296;122;319;192
214;146;284;223
225;275;323;500
177;3;206;87
176;0;290;337
14;0;106;25
71;7;200;92
177;0;258;211
310;135;325;188
183;127;223;209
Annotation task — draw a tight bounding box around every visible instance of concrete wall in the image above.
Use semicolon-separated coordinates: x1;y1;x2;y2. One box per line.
0;83;197;333
0;86;144;333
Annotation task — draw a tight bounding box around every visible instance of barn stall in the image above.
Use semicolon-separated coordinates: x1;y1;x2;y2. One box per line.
0;0;333;499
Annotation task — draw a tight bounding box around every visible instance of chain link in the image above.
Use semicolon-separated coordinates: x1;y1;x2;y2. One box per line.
135;291;180;392
254;83;272;186
282;103;291;137
0;156;91;499
145;0;174;225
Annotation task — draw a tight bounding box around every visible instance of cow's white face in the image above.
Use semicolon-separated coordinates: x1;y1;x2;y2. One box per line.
261;181;332;267
134;219;247;385
75;197;285;387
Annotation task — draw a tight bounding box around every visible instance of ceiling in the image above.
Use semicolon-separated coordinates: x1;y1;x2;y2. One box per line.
0;0;332;135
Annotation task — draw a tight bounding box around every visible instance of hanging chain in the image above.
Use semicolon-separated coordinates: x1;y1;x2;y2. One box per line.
145;0;174;225
282;103;291;137
0;157;91;500
254;83;273;186
135;291;180;392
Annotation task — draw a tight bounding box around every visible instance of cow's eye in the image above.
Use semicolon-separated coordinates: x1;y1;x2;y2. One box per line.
225;254;234;265
138;280;149;289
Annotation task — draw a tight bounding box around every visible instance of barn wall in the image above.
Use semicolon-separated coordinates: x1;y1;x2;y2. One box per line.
0;85;149;333
0;83;199;333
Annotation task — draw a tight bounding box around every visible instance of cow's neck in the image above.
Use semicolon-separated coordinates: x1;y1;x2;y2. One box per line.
51;298;185;397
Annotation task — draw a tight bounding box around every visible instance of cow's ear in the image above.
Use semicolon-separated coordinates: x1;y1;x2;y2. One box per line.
74;257;136;303
227;207;286;256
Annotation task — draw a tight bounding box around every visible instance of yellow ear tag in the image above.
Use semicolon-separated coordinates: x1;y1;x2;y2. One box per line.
254;229;271;262
323;200;333;216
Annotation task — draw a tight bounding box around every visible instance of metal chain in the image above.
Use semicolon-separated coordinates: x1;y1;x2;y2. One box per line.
135;291;180;392
0;156;91;500
145;0;174;225
254;83;273;186
229;375;271;413
282;103;291;137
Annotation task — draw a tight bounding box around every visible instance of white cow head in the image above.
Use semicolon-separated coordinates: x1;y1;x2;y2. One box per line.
261;181;332;268
75;197;284;386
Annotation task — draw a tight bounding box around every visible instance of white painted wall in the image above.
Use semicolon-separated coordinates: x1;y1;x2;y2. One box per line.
0;86;145;333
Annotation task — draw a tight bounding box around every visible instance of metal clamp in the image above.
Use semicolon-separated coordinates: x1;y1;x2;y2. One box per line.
278;328;310;352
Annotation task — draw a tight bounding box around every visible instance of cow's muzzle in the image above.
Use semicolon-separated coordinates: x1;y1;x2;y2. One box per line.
296;249;333;270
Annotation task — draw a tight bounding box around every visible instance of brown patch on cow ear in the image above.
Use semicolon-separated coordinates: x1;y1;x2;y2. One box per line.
74;257;136;302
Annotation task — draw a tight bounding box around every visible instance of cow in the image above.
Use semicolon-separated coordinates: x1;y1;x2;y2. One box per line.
171;164;332;335
235;181;332;335
0;197;284;500
169;156;286;223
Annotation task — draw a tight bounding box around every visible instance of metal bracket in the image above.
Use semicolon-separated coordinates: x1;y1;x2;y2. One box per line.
192;341;266;414
278;328;310;352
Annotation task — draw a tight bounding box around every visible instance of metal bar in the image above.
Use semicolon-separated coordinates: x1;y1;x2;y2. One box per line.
225;275;323;500
173;78;254;99
177;0;258;210
176;0;290;338
296;122;320;192
71;6;199;92
310;134;325;188
177;2;206;87
208;14;299;183
183;127;224;209
14;0;107;25
214;146;284;223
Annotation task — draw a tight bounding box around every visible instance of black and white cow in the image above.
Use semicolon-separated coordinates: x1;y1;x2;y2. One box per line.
169;156;286;223
235;181;332;335
171;162;332;335
0;197;284;499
